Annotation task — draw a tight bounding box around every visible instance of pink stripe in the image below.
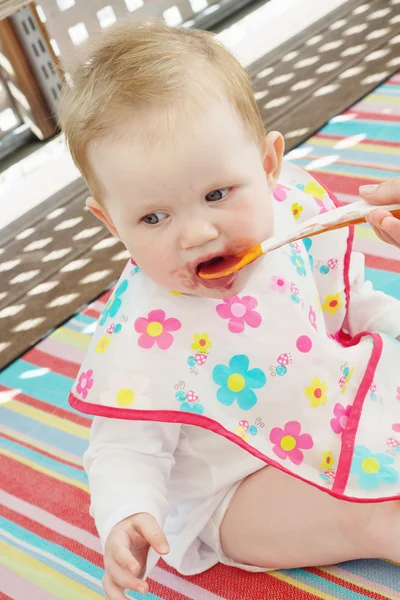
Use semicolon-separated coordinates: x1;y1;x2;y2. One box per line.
37;337;85;366
352;238;400;261
350;104;400;118
151;566;225;600
0;490;102;554
333;332;383;495
0;564;56;600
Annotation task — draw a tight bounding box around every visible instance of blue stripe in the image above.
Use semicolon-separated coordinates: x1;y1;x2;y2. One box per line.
373;85;400;97
280;568;371;599
0;436;87;484
0;408;88;455
0;517;163;600
322;119;400;142
0;360;75;410
338;559;400;592
365;267;400;300
71;313;96;326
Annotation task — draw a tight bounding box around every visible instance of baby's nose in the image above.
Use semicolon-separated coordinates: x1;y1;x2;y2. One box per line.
179;219;219;250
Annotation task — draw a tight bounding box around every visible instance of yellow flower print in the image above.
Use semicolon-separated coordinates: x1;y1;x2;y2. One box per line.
96;335;111;354
170;290;182;296
322;293;343;315
306;377;328;407
321;451;335;471
191;333;212;354
235;425;248;442
304;181;326;200
291;202;303;220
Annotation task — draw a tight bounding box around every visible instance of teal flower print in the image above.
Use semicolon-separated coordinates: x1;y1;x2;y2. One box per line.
213;354;266;411
303;238;314;270
290;246;307;277
351;446;399;490
100;279;128;325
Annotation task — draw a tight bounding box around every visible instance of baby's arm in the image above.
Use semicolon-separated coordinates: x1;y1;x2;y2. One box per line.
343;251;400;339
83;416;180;596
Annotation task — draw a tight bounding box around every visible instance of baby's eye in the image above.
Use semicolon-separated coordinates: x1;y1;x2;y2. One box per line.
142;212;167;225
205;188;229;202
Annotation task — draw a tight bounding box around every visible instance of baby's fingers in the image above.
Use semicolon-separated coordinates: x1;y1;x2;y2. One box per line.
134;513;170;555
103;567;148;599
113;543;141;577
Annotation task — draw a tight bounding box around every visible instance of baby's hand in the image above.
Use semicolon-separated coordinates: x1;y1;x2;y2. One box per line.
103;512;169;599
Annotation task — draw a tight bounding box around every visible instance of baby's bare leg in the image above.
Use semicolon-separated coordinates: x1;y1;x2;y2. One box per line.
220;466;396;569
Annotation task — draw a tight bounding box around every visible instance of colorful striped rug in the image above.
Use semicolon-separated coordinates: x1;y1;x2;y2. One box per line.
1;73;399;600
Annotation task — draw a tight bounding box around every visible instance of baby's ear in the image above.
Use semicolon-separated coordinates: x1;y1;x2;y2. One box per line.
86;196;120;239
263;131;285;186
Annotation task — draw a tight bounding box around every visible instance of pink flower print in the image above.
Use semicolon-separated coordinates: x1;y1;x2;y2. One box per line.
315;196;328;214
289;282;299;295
393;424;400;433
292;243;301;254
216;295;262;334
273;183;291;202
270;421;313;465
76;369;94;399
270;275;288;294
330;403;351;435
397;387;400;402
134;309;181;350
309;305;318;331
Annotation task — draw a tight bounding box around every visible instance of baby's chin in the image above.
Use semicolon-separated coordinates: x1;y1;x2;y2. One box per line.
177;265;254;299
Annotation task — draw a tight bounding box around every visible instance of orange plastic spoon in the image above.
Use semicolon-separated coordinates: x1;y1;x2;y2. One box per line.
199;201;400;280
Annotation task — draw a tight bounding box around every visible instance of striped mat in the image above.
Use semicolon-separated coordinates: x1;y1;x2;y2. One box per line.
0;74;399;600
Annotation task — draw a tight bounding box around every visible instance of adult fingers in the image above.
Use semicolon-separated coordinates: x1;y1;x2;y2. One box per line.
359;178;400;205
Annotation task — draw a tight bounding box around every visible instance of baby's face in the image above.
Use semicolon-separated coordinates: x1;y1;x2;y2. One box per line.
88;101;282;299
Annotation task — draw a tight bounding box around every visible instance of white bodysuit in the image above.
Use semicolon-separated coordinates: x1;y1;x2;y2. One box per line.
73;162;400;575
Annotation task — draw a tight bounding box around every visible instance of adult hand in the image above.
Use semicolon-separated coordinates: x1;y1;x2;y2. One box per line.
360;179;400;248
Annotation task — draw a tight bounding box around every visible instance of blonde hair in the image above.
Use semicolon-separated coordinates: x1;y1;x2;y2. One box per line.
60;20;265;200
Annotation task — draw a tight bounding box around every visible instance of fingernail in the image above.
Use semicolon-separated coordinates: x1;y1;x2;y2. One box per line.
359;184;378;195
159;543;170;554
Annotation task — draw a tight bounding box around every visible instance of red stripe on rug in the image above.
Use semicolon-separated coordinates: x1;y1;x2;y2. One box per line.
0;385;92;428
0;503;103;567
81;307;101;319
0;593;13;599
308;567;390;600
0;431;85;471
307;172;379;195
159;561;321;600
364;254;400;273
348;112;400;123
22;347;79;379
0;454;96;535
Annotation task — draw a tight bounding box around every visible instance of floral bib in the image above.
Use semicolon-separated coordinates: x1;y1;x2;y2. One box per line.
69;161;400;502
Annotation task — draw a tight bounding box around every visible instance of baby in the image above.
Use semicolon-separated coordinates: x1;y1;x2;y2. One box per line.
62;21;400;599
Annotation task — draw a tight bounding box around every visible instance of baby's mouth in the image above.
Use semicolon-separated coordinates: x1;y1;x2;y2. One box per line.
196;254;241;279
196;256;225;276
